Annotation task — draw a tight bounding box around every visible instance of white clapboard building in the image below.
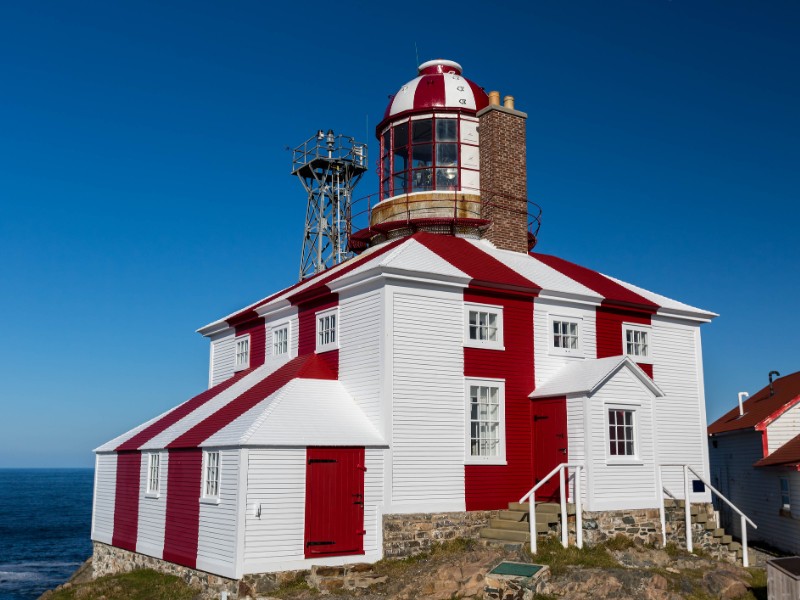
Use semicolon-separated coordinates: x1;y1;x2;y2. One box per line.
92;59;717;580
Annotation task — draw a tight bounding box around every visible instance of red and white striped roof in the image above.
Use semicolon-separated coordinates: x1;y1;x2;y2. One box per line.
381;59;489;125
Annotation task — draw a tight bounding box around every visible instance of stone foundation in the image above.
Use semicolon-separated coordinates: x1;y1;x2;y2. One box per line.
383;510;498;557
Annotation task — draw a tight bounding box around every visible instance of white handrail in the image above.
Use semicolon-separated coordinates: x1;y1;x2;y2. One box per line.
657;463;757;567
519;462;583;555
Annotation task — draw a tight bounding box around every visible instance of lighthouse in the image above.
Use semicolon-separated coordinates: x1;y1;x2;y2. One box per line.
352;58;539;253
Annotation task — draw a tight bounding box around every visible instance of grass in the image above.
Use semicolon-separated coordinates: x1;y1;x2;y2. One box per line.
44;569;197;600
372;538;479;579
527;534;623;576
270;571;316;598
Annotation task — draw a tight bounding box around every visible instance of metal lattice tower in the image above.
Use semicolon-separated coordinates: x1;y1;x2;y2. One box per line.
292;130;368;280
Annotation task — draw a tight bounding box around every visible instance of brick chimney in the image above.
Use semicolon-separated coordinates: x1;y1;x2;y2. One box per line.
478;93;529;253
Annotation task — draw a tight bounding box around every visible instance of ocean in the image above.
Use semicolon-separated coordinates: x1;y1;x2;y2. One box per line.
0;469;94;600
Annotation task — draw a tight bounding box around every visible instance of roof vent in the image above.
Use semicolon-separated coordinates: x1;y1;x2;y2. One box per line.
769;371;781;397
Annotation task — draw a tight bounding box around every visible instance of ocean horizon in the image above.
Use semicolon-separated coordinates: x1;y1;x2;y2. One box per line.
0;468;94;600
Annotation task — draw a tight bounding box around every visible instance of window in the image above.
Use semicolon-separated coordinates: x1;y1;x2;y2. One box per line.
273;324;289;357
316;309;338;352
623;325;651;362
464;304;503;350
465;379;506;464
608;409;635;457
548;315;583;356
234;335;250;371
379;115;480;199
203;451;220;500
780;477;791;511
146;453;160;496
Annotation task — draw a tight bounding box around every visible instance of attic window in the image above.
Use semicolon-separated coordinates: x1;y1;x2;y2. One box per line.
273;323;289;357
316;308;338;353
234;335;250;371
549;316;583;357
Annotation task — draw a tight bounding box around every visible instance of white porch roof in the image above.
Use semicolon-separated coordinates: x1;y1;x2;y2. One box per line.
530;356;665;398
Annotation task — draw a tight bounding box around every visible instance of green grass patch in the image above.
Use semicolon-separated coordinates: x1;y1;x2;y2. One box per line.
527;535;620;576
270;571;316;598
45;569;196;600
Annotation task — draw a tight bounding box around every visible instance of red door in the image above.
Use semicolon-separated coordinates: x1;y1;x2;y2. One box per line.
532;398;568;502
304;447;365;558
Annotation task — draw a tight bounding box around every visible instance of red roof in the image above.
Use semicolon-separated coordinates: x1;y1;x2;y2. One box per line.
708;370;800;435
755;431;800;468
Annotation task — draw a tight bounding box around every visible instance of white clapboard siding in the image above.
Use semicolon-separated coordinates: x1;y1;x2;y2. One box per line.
709;430;800;554
364;448;385;554
136;451;167;559
340;288;384;428
534;300;597;388
92;453;117;545
196;449;240;578
390;288;465;511
587;367;658;511
210;329;236;387
243;449;306;571
566;395;588;504
766;405;800;454
651;317;709;498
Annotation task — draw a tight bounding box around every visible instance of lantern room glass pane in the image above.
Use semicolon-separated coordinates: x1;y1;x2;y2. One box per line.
412;168;433;191
412;144;432;167
436;118;457;141
393;146;408;173
412;118;433;143
393;122;408;149
382;129;391;156
393;173;408;194
436;168;458;190
437;143;458;167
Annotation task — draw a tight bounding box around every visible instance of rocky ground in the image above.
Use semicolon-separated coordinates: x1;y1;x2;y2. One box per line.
43;537;769;600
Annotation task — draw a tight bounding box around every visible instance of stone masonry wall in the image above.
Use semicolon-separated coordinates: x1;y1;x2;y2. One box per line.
383;510;498;557
478;105;529;253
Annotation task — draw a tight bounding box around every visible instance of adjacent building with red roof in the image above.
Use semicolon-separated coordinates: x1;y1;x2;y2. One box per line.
708;370;800;554
91;59;722;585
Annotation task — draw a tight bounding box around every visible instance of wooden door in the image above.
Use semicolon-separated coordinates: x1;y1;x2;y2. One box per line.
304;447;365;558
532;398;568;502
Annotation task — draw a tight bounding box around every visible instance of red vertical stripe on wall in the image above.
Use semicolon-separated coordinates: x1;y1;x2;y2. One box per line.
595;306;651;359
464;289;535;510
638;363;654;379
162;448;202;569
296;294;339;376
236;318;266;369
112;451;141;551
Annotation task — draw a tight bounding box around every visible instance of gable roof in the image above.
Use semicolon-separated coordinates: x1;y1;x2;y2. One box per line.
708;370;800;435
754;431;800;468
199;233;717;335
529;356;664;398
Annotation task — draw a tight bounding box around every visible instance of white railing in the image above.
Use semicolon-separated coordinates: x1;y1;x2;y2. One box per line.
656;464;757;567
519;463;583;555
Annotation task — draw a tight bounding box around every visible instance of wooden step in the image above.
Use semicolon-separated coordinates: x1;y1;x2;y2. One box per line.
498;510;558;524
490;518;551;534
480;528;531;542
510;502;562;513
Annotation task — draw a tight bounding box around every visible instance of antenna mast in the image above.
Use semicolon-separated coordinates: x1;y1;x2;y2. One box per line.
291;130;368;280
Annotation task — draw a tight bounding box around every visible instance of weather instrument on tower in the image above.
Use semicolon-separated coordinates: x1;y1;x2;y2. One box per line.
291;130;368;280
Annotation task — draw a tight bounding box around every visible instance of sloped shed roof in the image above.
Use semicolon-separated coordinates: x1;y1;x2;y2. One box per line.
708;371;800;435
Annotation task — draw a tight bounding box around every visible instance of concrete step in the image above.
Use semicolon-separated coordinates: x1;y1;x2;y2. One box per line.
479;528;531;543
721;534;732;544
690;505;700;516
510;502;562;514
498;510;558;524
490;518;551;534
712;528;725;538
693;512;707;523
704;520;717;531
728;541;742;551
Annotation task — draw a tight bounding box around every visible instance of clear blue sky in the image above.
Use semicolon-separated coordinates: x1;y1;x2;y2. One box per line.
1;0;797;467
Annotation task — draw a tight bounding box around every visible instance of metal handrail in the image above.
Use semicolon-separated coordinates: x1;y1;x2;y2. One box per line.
519;463;583;554
656;463;757;567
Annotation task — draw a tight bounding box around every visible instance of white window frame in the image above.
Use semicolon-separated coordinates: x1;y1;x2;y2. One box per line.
234;334;251;371
464;302;504;350
272;321;290;358
464;378;506;465
605;403;641;464
201;450;221;503
316;308;339;353
548;315;583;357
145;452;160;498
623;324;652;364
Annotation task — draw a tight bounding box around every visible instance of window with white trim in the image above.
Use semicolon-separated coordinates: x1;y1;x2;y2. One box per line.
623;324;651;362
608;409;636;457
316;308;338;353
234;335;250;371
780;477;791;511
273;324;289;357
464;303;503;350
465;379;506;464
146;452;160;495
203;450;220;499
